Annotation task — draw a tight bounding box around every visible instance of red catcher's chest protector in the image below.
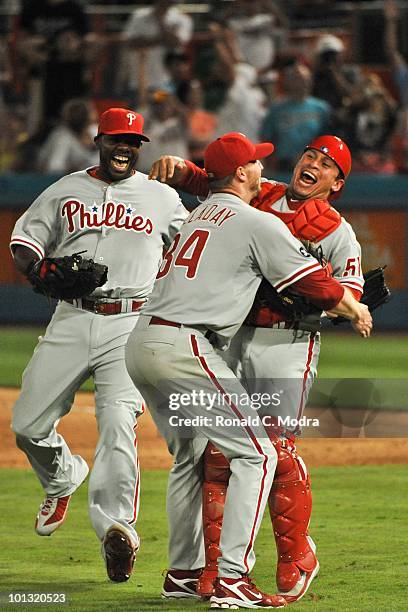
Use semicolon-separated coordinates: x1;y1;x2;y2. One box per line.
253;182;341;242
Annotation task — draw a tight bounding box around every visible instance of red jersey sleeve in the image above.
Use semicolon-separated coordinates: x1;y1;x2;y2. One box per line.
293;267;344;311
346;287;362;301
247;267;345;327
177;160;210;197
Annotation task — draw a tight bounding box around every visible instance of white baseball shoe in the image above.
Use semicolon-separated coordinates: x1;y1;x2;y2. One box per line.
210;576;287;608
35;457;89;536
161;568;203;599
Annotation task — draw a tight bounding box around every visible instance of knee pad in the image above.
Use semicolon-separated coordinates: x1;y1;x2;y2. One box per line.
203;442;231;483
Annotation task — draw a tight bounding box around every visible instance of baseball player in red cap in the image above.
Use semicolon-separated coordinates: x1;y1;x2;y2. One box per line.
126;132;370;606
148;133;367;603
10;107;188;582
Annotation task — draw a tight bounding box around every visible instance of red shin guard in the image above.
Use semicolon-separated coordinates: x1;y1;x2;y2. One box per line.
199;434;318;601
197;442;230;598
268;438;318;595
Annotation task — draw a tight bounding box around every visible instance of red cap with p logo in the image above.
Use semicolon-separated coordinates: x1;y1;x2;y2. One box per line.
97;107;150;141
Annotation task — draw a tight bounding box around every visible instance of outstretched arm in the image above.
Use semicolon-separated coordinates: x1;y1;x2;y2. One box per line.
293;272;372;338
149;156;189;184
328;287;372;337
149;157;210;197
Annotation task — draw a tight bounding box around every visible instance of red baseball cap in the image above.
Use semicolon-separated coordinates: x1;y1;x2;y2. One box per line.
204;132;274;179
97;107;150;141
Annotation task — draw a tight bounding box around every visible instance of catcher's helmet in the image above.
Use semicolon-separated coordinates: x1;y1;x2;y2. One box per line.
305;135;351;178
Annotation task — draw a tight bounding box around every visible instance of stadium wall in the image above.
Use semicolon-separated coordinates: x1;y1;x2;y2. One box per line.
0;173;407;327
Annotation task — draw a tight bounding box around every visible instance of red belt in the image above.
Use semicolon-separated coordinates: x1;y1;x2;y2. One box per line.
245;321;296;330
66;298;144;315
149;316;181;327
149;316;214;341
246;321;318;331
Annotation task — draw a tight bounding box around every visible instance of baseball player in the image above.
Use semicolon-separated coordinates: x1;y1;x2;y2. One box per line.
126;132;371;608
148;135;366;602
9;107;188;583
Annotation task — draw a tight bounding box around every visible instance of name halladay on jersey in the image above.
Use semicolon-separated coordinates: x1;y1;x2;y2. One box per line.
61;199;153;234
184;203;236;227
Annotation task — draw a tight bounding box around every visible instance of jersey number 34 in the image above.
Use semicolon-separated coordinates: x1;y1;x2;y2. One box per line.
157;229;210;280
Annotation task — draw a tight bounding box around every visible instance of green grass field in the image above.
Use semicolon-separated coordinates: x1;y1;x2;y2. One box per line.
0;466;406;611
2;328;407;384
1;329;407;609
1;327;407;407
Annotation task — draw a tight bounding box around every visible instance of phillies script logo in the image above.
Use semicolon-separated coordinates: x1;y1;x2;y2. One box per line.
61;200;153;234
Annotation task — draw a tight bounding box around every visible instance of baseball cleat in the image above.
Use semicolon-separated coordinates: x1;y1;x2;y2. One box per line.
35;458;89;536
103;525;140;583
210;576;287;608
277;537;319;604
161;568;203;599
277;559;320;604
35;495;72;536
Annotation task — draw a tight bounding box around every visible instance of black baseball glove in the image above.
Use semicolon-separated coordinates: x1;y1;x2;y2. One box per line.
254;241;329;322
255;279;320;321
26;251;108;300
331;266;391;325
360;266;392;311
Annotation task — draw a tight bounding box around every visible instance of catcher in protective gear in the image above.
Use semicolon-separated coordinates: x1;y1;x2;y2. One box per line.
145;136;374;603
26;251;108;300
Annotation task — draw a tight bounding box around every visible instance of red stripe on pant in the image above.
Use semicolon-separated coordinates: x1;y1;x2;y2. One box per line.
296;332;316;422
189;334;270;573
128;425;140;524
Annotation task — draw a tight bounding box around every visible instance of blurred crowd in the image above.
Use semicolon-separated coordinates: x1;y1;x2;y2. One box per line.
0;0;407;175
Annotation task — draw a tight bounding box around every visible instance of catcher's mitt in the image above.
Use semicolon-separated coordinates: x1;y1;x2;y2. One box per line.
331;266;391;325
254;241;329;322
26;251;108;300
360;266;392;311
256;279;321;321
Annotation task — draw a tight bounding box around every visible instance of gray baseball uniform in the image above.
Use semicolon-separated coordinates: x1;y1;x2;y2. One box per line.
224;187;364;432
125;192;326;577
10;168;187;544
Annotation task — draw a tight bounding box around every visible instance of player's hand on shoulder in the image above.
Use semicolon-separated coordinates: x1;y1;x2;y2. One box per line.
148;156;187;184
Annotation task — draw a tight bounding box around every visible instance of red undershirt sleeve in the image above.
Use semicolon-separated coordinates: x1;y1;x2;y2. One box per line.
344;286;362;301
177;160;210;197
292;267;345;311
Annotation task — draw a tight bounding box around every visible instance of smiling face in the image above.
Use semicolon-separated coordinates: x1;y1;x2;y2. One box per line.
287;148;344;200
95;134;143;182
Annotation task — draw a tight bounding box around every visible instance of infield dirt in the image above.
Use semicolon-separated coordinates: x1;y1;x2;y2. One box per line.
1;387;407;469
